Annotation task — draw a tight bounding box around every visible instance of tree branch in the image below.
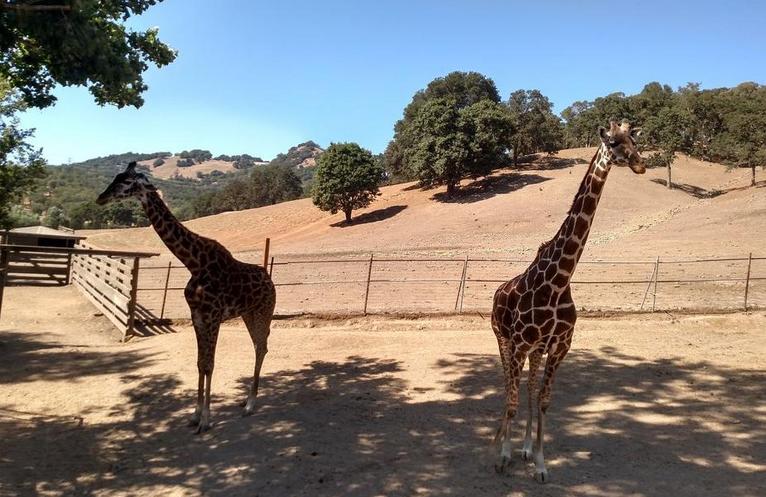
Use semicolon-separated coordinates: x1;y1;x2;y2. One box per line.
2;3;72;12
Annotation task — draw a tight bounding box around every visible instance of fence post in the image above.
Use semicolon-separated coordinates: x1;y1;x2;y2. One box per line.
269;256;275;277
125;257;141;341
160;260;172;320
363;254;374;315
651;256;660;312
0;247;8;320
639;260;658;311
744;252;753;311
262;238;271;268
459;256;470;314
454;255;468;311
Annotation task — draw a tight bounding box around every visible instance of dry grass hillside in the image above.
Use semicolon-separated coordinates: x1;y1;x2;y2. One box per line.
86;148;763;260
137;156;262;180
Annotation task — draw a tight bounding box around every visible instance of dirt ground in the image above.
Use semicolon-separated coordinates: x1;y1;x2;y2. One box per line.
1;285;764;497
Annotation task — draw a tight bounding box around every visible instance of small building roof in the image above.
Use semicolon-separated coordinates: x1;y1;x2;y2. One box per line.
8;226;86;240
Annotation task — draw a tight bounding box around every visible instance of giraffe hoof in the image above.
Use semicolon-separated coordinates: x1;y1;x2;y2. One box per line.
187;415;201;427
535;469;549;484
195;422;212;434
521;448;533;461
494;456;512;475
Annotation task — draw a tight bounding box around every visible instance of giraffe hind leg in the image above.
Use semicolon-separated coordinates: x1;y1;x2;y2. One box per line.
533;341;571;483
242;311;271;416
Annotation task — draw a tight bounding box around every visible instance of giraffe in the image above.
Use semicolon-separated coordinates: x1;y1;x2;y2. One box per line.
491;122;645;482
97;162;276;433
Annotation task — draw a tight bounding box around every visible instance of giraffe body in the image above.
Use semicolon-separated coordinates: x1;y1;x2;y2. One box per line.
492;122;644;481
97;162;276;432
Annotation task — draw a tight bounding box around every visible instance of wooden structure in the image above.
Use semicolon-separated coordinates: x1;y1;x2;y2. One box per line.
0;243;157;340
1;227;85;286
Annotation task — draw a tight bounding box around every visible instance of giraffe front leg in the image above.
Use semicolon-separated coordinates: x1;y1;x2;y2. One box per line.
494;348;526;475
522;350;542;461
196;370;214;434
188;370;204;427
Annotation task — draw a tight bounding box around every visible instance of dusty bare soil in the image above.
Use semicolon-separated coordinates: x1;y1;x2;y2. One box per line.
1;286;764;497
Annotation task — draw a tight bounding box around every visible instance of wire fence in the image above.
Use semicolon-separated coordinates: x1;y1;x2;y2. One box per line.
134;253;765;320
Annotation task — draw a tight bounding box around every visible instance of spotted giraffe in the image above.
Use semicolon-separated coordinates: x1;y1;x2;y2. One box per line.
97;162;276;433
492;122;645;481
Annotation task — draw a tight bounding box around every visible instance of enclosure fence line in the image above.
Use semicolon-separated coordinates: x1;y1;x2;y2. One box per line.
0;243;158;340
136;252;765;320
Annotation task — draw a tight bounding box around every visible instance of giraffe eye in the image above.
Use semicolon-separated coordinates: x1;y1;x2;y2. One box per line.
609;140;618;147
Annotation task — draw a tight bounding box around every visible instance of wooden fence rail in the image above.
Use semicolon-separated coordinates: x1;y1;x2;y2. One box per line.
0;244;157;340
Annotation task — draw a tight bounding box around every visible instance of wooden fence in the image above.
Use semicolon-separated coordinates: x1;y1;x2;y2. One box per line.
136;253;765;319
1;245;72;286
0;244;157;340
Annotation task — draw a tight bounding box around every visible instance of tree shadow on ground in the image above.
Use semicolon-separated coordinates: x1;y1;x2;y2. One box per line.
1;349;763;496
0;330;159;384
517;156;588;171
651;178;725;199
431;173;551;204
330;205;408;228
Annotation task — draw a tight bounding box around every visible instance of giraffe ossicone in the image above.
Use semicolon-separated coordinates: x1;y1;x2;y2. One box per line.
491;121;645;482
97;162;277;433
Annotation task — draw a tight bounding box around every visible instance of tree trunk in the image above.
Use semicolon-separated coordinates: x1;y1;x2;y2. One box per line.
446;181;456;197
512;148;518;167
344;207;352;223
752;164;756;187
667;163;672;189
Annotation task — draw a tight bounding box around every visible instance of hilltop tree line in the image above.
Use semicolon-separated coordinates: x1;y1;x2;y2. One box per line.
562;82;766;186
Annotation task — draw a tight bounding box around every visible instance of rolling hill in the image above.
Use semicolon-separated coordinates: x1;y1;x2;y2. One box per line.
83;148;764;261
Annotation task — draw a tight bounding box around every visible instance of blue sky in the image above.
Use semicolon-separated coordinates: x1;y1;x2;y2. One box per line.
19;0;766;164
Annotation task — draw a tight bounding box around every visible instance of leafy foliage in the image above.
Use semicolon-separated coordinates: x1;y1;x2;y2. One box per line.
0;0;176;109
561;81;766;187
506;89;564;164
0;81;46;228
312;143;384;222
386;72;516;195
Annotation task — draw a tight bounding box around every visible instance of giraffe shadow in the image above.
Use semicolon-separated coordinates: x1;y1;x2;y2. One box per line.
1;349;763;496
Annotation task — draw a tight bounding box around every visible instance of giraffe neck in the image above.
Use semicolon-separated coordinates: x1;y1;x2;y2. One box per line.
138;190;204;271
542;144;612;282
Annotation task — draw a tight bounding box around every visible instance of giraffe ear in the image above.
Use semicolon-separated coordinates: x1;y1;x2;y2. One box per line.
599;126;609;142
630;127;643;139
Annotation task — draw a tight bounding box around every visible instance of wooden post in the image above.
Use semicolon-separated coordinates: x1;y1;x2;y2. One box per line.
456;256;470;313
652;256;660;312
125;257;141;341
744;252;753;311
0;247;8;321
160;260;172;320
363;254;374;315
262;238;271;268
64;252;73;285
269;256;275;277
639;261;658;311
454;256;468;311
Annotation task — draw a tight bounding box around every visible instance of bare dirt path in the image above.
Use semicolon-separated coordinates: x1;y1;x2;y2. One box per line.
1;286;764;497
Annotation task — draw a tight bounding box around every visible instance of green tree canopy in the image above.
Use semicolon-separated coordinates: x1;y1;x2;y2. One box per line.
1;0;176;108
0;81;45;228
506;89;563;164
385;72;513;195
312;142;384;222
386;71;502;180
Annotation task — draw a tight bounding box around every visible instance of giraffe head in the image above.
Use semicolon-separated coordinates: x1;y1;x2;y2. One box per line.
598;121;645;174
96;161;157;205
